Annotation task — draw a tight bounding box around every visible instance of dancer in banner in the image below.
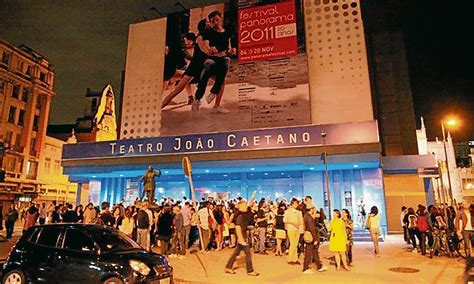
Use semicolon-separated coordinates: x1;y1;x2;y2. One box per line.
192;10;236;114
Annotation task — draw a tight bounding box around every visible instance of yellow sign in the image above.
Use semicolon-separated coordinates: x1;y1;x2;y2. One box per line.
94;84;117;142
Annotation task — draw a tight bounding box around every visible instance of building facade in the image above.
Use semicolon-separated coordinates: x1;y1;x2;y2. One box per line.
0;39;55;213
36;136;77;204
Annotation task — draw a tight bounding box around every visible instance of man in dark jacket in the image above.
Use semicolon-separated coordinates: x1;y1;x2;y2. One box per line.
303;203;327;274
99;202;115;227
137;202;150;250
5;204;19;238
62;204;78;223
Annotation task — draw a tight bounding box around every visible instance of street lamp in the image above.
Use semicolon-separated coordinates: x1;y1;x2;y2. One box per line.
441;119;456;205
321;130;332;218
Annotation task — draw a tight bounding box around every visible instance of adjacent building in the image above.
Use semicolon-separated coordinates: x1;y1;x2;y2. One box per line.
0;39;55;213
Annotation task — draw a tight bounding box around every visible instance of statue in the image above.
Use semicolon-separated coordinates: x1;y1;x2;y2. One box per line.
140;165;161;203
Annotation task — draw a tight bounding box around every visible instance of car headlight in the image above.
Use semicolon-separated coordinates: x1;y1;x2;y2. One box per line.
129;260;151;276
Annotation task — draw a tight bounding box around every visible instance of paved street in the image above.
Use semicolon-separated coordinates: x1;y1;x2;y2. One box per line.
167;235;465;284
0;225;465;283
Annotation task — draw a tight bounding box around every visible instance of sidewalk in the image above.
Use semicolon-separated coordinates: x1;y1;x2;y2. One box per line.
167;235;465;284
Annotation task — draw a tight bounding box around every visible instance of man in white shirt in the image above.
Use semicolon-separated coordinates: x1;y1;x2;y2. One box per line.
198;202;214;251
284;198;303;264
456;200;473;258
181;202;192;249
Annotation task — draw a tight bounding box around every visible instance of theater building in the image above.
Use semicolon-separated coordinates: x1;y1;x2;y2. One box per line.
61;0;435;234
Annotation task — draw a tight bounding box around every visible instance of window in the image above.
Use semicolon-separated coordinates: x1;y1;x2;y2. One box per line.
45;157;51;173
4;131;13;145
18;109;25;126
39;72;46;82
26;160;38;179
12;85;20;99
36;227;63;248
22;88;29;102
36;98;41;110
15;133;22;147
29;228;41;243
63;229;95;252
1;51;10;65
33;115;39;131
91;229;140;253
30;138;36;153
26;65;32;76
17;61;24;72
0;80;5;93
54;159;61;173
91;98;98;112
7;106;16;123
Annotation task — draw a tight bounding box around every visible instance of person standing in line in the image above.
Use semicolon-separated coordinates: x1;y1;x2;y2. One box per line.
171;205;186;259
302;203;327;274
137;202;150;251
157;204;174;256
62;204;78;223
329;209;350;271
181;201;192;250
5;204;19;239
456;200;473;258
357;198;366;228
255;200;269;254
342;209;354;266
99;202;115;227
284;198;303;265
366;206;381;257
83;203;96;224
404;207;420;253
198;202;212;252
400;206;410;245
119;208;135;238
416;205;432;255
214;204;225;251
225;200;259;276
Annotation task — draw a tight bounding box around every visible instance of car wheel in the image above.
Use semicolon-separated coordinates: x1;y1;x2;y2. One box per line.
3;270;26;284
103;277;124;284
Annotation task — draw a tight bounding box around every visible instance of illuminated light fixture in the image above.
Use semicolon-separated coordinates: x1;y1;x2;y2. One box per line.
158;188;164;193
92;175;96;178
250;168;255;171
205;169;210;173
259;190;263;194
264;173;269;175
119;174;124;177
223;174;228;177
204;190;210;194
164;171;169;174
309;167;315;170
288;190;293;193
447;119;457;126
281;173;284;175
353;164;359;168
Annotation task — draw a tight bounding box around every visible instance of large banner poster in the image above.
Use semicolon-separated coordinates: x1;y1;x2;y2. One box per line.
159;0;310;136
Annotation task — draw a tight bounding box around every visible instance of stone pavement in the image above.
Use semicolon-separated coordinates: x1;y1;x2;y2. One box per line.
167;235;465;284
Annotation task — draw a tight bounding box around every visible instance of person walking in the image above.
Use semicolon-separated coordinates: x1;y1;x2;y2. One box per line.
225;200;259;276
23;205;38;235
329;209;349;271
5;204;19;239
342;209;354;266
284;198;303;265
255;200;268;254
365;206;381;257
302;203;327;274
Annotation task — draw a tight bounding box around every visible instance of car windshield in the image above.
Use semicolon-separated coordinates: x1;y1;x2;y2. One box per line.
91;227;141;253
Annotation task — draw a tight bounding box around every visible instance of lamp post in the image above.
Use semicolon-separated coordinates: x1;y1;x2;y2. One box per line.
321;130;332;218
441;120;455;205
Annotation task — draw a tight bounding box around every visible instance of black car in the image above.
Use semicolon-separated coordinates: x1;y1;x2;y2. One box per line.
2;224;172;284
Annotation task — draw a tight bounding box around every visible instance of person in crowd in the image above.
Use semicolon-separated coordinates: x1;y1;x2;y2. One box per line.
404;207;421;253
225;199;259;276
119;207;135;238
157;204;174;255
190;207;199;247
255;200;269;254
357;197;366;228
342;209;354;266
224;203;235;248
400;206;410;245
303;203;327;274
284;198;303;265
214;204;225;251
83;203;96;224
329;209;349;271
23;204;38;235
51;206;62;223
456;200;473;258
113;207;124;230
99;202;115;227
5;204;19;239
198;202;213;252
38;203;47;225
274;207;286;256
416;205;432;255
75;204;84;223
171;205;186;258
137;202;151;251
181;201;192;250
365;206;381;257
62;203;78;223
46;201;56;224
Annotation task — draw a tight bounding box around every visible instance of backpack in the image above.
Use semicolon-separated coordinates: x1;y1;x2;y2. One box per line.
417;215;430;233
408;215;417;229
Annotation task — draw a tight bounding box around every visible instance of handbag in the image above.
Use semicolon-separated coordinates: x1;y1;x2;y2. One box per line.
303;231;313;243
223;223;230;237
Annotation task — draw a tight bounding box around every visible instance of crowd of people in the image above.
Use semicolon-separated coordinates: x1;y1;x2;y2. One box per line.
4;194;386;277
400;200;474;257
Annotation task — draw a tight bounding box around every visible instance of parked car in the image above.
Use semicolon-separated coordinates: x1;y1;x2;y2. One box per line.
2;224;172;284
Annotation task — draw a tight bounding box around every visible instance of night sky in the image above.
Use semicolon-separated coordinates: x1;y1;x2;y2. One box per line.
1;0;472;141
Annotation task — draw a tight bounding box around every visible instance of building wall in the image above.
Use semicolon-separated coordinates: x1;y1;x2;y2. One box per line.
36;136;77;203
384;173;426;233
0;39;54;200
